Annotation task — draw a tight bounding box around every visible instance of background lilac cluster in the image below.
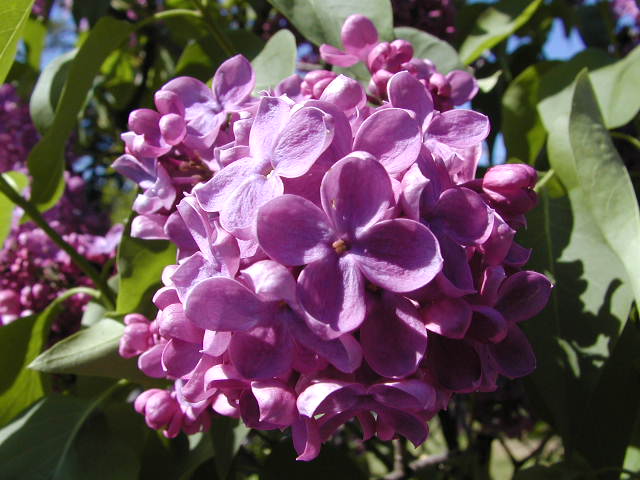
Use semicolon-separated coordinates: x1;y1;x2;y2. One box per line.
0;84;121;340
117;15;552;461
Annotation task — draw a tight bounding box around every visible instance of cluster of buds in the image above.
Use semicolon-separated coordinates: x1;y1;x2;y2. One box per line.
117;15;551;460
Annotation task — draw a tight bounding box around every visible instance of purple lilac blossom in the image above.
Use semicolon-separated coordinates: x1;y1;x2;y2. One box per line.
116;15;552;460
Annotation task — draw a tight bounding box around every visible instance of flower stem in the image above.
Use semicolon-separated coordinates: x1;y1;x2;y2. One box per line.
0;174;116;309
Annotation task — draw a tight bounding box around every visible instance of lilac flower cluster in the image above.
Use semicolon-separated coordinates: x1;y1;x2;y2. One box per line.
318;15;477;108
0;84;121;338
117;15;551;460
392;0;456;40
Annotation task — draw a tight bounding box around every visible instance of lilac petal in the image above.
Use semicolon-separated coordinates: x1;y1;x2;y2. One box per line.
176;196;216;256
298;254;366;338
240;259;297;304
275;74;303;99
433;232;475;297
257;194;334;266
112;154;155;186
154;89;185;116
361;293;427;378
164;211;198;258
319;75;366;112
433;187;492;245
131;214;168;240
170;252;219;301
354;108;422;175
495;271;552;323
251;381;297;426
341;14;379;59
447;70;479;105
249;96;291;160
194;157;261;213
184;277;269;331
481;213;515;266
467;306;508;343
354;219;443;292
376;408;428;447
427;110;490;148
289;312;363;373
292;416;322;461
229;324;294;379
297;381;362;417
369;380;436;411
220;173;283;238
399;163;428;221
213;54;255;107
319;44;359;67
422;297;471;339
302;100;353;160
161;339;201;378
181;355;217;403
479;265;506;306
387;71;434;128
487;324;536;378
357;412;376;441
272;107;334;178
158;303;203;344
320;154;394;237
504;242;532;267
138;343;165;378
427;335;481;392
201;330;231;357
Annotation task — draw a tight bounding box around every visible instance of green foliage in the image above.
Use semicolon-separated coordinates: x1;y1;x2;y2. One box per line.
210;417;250;480
394;27;464;74
458;0;543;64
252;29;297;92
0;172;28;247
0;0;34;85
116;219;177;317
27;17;134;211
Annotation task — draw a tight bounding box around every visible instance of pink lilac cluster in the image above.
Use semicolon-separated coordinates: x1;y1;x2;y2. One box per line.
317;15;477;108
392;0;456;40
0;85;39;174
117;15;551;460
0;174;122;338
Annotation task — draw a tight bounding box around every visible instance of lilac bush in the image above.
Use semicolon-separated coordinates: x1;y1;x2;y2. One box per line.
116;14;551;461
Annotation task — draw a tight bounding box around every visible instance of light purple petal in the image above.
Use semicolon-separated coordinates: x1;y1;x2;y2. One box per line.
220;173;283;238
240;259;297;304
138;343;165;378
447;70;479;105
433;187;492;245
213;54;255;107
170;252;220;301
354;108;422;175
375;408;428;447
251;380;297;426
387;71;434;128
292;416;322;461
495;271;552;323
320;154;394;237
184;277;269;331
319;75;367;112
257;194;334;266
161;339;201;378
341;14;379;60
298;254;365;338
157;303;203;344
229;324;294;379
249;96;291;161
176;196;216;256
131;214;168;240
272;107;334;178
319;44;359;67
297;381;361;417
112;154;155;186
193;157;261;213
422;297;472;339
201;330;231;357
361;293;428;378
427;110;490;148
369;380;436;411
354;219;442;292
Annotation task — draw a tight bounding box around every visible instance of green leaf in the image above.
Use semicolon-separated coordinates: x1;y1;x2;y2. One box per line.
268;0;393;47
116;218;177;316
29;49;76;134
0;385;122;480
573;313;640;474
0;171;28;247
589;45;640;129
568;72;640;306
519;185;634;449
22;18;47;71
27;17;134;211
29;318;156;385
501;62;556;165
0;0;34;84
210;416;249;480
252;29;297;92
0;289;96;427
394;26;464;74
458;0;543;65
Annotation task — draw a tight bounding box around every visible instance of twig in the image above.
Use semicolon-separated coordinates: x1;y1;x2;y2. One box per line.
383;439;407;480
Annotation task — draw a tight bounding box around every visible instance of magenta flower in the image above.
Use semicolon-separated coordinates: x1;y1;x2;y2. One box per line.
257;154;442;338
